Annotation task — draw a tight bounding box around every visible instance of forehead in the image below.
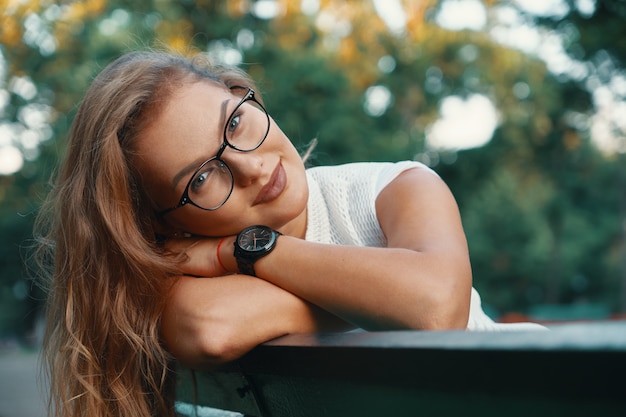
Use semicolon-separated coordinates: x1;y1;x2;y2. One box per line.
153;80;230;141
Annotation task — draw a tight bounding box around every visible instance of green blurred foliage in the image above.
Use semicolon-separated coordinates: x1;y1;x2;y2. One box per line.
1;0;625;340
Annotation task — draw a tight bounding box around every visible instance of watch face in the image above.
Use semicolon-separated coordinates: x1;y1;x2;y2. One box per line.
237;226;276;252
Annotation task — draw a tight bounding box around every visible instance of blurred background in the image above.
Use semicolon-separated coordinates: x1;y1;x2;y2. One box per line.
1;0;626;351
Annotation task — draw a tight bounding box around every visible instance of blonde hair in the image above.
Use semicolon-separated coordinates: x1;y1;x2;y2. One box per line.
34;50;258;417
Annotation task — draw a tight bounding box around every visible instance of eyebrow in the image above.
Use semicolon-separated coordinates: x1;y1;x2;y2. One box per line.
170;98;230;190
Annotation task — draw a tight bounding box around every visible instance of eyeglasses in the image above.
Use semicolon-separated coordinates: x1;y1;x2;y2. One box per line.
157;87;270;216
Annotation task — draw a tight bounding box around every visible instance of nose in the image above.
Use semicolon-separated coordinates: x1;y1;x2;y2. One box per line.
223;149;264;187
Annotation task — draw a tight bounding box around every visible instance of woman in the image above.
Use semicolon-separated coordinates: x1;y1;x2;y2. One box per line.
36;50;543;417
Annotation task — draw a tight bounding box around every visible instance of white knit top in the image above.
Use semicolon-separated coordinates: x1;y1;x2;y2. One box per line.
305;161;546;331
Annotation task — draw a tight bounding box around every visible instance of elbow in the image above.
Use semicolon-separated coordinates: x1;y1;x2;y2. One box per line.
419;307;469;331
167;325;247;370
161;316;249;369
197;326;249;366
386;303;467;332
414;269;472;331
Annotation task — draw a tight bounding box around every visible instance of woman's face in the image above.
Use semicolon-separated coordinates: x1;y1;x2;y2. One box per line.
134;80;309;237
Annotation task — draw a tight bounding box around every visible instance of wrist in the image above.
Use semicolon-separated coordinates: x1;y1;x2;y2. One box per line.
216;237;228;273
233;225;281;276
218;236;238;274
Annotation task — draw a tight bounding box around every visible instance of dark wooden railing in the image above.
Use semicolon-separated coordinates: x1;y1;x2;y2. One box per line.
176;321;626;417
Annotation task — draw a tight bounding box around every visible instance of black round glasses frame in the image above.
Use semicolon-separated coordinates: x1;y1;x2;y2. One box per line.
157;87;270;217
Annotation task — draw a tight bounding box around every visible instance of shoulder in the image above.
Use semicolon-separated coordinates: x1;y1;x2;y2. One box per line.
376;165;463;249
375;167;472;324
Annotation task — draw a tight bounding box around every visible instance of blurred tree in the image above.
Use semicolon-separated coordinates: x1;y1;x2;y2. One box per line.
477;0;626;312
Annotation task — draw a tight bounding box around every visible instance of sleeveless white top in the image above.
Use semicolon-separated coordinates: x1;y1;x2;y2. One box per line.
305;161;546;331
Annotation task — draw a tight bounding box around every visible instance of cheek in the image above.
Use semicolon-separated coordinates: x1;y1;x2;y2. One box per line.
268;121;296;150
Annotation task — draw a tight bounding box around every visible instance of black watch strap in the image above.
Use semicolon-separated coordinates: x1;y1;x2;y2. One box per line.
234;252;257;276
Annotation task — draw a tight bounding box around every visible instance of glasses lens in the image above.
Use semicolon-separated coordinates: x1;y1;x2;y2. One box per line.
187;159;234;210
225;96;270;152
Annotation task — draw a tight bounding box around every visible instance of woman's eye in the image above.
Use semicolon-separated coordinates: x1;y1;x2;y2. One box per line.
227;114;241;137
190;169;213;192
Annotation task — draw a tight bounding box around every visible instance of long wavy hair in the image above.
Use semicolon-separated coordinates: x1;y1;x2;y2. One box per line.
34;50;258;417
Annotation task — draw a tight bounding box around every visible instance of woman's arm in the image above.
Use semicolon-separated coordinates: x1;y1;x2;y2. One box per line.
161;274;352;369
218;167;472;331
165;166;471;367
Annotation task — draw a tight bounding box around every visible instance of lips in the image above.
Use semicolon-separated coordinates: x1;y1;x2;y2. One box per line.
253;161;286;205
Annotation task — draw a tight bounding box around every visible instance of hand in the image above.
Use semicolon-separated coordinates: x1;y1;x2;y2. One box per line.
166;235;235;277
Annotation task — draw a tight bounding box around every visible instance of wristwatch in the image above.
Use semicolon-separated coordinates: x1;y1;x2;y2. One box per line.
234;225;281;276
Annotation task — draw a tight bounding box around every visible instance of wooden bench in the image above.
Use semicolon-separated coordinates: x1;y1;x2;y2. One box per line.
175;321;626;417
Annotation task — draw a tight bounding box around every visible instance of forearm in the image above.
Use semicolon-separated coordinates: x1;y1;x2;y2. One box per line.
220;237;471;331
161;274;352;369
